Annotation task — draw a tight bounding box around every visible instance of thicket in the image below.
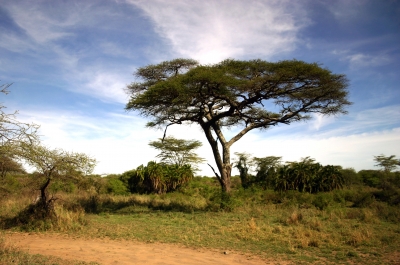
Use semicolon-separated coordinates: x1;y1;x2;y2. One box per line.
235;155;345;193
119;161;194;194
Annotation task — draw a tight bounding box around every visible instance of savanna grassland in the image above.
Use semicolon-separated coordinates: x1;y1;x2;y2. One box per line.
1;172;400;265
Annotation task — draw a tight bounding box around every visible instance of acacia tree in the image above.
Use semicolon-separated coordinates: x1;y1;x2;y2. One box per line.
374;154;399;173
18;143;96;216
125;59;350;193
149;136;205;169
0;154;25;178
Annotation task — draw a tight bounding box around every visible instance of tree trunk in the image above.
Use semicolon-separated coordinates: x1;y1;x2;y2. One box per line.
40;178;51;204
38;177;56;218
220;163;232;193
202;123;233;194
214;144;233;194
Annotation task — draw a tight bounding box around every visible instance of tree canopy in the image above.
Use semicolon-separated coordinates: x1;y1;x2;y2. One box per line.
374;154;400;173
149;136;204;169
126;58;351;193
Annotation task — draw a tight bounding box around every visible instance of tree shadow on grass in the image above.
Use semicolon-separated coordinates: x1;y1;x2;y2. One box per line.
0;202;57;230
76;194;213;214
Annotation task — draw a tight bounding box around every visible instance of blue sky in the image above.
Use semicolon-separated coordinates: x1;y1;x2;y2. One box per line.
1;0;399;175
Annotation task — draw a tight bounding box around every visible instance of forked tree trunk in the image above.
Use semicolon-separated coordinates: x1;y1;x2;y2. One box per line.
37;177;56;218
207;142;233;193
202;123;234;194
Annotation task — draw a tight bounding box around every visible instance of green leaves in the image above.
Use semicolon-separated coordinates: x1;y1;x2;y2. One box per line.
122;162;194;194
234;153;344;193
274;160;344;193
18;143;96;179
126;58;350;133
149;136;204;169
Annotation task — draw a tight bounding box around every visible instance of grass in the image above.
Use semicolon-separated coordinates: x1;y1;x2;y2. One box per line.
73;203;398;264
1;177;400;264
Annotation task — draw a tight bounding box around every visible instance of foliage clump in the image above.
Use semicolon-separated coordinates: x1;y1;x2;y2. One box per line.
149;136;205;170
120;161;194;194
234;155;344;193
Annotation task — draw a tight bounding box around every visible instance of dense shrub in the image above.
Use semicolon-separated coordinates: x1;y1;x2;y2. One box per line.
274;162;344;193
341;168;362;186
121;162;194;194
358;170;383;188
106;178;129;195
49;179;77;194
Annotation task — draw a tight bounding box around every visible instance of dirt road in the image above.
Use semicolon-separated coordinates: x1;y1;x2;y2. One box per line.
5;232;280;265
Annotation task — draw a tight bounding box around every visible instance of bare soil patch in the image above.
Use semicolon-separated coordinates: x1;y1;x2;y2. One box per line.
5;232;284;265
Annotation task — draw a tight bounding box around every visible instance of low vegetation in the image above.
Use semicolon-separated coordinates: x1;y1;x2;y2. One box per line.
1;165;399;264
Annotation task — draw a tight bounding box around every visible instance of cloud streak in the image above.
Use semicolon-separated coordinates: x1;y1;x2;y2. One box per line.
128;0;309;63
0;1;143;104
17;107;162;174
332;49;391;70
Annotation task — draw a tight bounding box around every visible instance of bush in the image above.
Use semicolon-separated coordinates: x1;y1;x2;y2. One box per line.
121;162;194;194
341;168;362;186
208;191;243;212
312;193;334;210
49;180;76;194
371;201;400;223
372;185;400;206
106;178;129;195
352;192;375;208
358;170;383;187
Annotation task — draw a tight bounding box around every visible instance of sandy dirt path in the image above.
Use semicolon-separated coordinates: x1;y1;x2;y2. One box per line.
5;232;280;265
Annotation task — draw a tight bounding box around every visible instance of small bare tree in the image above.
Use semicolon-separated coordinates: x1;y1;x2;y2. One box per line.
1;82;39;147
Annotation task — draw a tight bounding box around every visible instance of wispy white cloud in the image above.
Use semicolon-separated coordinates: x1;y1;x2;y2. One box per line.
1;1;139;104
325;0;368;22
283;105;400;139
127;0;309;63
332;49;391;69
309;114;336;131
7;3;76;45
71;69;132;104
0;33;34;53
345;53;390;69
17;107;162;174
